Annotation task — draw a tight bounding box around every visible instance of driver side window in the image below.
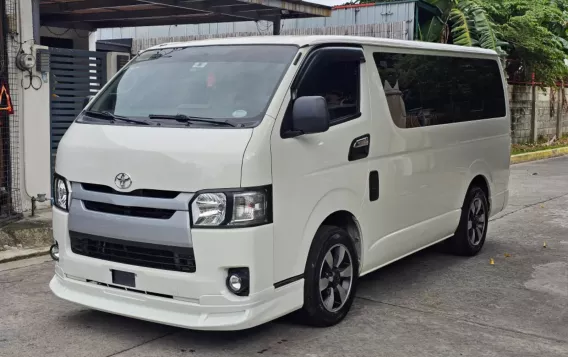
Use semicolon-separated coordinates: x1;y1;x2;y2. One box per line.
280;49;363;137
296;59;360;123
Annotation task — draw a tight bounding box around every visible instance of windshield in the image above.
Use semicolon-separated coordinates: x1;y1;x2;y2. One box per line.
84;45;298;127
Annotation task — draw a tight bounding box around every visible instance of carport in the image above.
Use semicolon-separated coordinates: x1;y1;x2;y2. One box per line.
38;0;331;36
15;0;330;202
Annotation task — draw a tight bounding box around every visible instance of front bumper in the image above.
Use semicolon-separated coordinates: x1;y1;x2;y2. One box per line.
50;208;303;330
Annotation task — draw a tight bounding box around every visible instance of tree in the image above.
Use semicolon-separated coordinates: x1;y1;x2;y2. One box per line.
420;0;505;54
422;0;568;85
482;0;568;84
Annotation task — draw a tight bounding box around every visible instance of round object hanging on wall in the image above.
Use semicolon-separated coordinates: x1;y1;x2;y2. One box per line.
16;52;36;71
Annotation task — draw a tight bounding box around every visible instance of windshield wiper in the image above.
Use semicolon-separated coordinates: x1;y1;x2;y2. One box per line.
148;114;236;127
85;110;151;126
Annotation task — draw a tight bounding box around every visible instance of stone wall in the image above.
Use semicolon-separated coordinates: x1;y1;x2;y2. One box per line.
509;85;568;144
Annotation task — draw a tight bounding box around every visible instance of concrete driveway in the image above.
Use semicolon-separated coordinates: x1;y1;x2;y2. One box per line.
1;157;567;357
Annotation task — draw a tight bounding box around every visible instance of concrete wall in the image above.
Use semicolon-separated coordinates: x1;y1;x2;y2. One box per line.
15;0;51;211
509;85;568;144
8;2;93;213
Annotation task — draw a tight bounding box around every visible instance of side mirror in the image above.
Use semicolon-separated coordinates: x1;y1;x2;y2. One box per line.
286;96;330;138
82;95;95;109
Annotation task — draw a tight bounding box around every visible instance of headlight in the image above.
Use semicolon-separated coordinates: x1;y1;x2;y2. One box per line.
230;191;267;226
191;193;226;226
190;186;271;228
53;175;69;211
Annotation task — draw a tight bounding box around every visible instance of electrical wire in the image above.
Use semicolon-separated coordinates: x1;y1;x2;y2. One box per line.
72;28;92;38
44;26;71;36
21;69;42;91
255;20;272;35
16;38;35;56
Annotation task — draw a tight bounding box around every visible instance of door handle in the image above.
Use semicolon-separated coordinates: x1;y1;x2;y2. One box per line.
353;137;370;149
348;134;370;161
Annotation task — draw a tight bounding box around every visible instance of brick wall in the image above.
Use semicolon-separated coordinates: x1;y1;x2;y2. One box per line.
509;85;568;144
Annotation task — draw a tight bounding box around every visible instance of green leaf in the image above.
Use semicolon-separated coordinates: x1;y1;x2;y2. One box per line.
449;6;477;46
420;17;445;42
470;4;506;54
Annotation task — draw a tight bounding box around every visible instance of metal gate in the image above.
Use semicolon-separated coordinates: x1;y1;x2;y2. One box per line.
49;48;107;174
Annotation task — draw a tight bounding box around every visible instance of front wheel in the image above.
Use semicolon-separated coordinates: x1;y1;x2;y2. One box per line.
301;225;359;327
448;186;489;256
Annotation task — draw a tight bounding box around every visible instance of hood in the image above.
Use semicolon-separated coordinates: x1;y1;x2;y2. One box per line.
55;123;253;193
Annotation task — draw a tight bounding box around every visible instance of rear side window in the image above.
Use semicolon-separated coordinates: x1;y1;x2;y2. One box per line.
373;52;506;128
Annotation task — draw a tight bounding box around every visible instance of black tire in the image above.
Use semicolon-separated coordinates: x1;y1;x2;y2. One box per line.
300;225;359;327
448;186;489;256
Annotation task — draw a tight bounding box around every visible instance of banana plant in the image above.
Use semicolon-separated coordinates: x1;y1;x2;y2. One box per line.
423;0;507;55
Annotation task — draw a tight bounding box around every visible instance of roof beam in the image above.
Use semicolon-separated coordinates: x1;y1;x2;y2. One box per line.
40;0;142;13
41;22;96;31
239;0;331;16
92;14;247;28
137;0;268;21
41;8;202;23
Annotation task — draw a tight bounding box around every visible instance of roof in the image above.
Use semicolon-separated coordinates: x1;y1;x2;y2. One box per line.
143;35;499;57
39;0;331;30
333;0;438;14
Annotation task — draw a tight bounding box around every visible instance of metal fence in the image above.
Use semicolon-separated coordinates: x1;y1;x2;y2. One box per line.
0;0;23;223
49;48;107;177
132;22;410;53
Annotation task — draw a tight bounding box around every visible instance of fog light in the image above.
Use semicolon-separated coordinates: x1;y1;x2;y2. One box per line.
229;275;242;290
226;268;249;296
50;242;59;261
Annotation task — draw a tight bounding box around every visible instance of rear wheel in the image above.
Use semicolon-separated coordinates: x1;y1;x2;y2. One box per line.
301;225;359;327
448;186;489;256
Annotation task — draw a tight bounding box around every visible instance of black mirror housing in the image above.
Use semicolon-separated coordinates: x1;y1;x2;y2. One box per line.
82;95;95;110
288;96;330;138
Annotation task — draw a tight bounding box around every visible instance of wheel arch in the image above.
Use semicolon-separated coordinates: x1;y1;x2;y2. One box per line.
467;174;491;213
295;189;364;276
465;159;494;210
321;210;363;266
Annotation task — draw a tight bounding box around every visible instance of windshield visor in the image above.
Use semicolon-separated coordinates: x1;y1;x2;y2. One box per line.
84;45;298;127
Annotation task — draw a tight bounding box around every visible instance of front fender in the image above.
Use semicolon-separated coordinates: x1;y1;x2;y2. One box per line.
293;188;363;276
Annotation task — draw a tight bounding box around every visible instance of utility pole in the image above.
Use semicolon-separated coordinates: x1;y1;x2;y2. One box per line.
557;81;563;139
530;72;538;143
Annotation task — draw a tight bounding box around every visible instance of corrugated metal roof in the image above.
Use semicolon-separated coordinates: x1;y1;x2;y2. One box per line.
97;2;417;41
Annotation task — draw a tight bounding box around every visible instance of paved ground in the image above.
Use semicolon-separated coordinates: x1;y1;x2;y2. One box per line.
2;157;568;357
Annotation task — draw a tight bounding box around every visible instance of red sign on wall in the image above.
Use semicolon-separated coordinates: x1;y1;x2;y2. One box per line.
0;81;14;115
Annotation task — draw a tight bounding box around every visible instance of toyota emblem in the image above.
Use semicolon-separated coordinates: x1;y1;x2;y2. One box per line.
114;173;132;189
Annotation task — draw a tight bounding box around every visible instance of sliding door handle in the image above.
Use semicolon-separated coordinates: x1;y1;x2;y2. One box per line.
348;134;370;161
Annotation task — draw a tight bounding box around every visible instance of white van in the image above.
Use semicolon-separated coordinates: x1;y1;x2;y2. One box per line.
49;36;510;330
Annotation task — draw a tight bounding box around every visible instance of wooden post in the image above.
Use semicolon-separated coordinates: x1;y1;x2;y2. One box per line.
530;73;538;143
557;81;563;139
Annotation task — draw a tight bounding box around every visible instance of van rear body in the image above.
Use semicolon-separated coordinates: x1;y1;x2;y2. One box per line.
50;36;510;330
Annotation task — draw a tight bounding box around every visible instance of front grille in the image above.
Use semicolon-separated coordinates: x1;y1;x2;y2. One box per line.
70;232;196;273
83;201;175;219
81;183;180;199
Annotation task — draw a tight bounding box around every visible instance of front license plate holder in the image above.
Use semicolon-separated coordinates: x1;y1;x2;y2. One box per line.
111;269;136;288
